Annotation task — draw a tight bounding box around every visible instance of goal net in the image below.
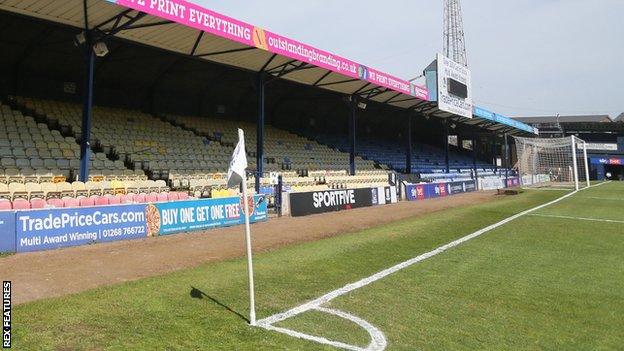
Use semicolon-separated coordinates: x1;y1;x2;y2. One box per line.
513;136;590;190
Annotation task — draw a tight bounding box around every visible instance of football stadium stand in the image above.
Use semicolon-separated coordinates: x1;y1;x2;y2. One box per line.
313;134;494;174
2;94;511;208
1;96;396;205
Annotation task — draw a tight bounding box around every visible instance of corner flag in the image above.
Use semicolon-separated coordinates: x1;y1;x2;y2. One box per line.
226;128;256;326
227;129;248;189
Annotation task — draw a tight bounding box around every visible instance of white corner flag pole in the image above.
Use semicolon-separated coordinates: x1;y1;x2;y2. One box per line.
227;129;256;326
241;176;256;326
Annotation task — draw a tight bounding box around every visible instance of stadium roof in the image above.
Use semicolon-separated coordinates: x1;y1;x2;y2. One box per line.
615;113;624;123
514;115;613;124
0;0;536;135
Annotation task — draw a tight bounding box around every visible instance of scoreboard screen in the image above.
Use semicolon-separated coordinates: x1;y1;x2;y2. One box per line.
448;78;468;99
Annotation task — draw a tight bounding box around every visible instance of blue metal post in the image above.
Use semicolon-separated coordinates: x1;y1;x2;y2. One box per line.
444;120;450;173
349;97;356;176
406;114;412;174
255;73;265;192
472;135;478;182
79;48;95;182
493;137;498;173
504;133;510;182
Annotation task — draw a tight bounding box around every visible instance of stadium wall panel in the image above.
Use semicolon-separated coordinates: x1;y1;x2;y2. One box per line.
289;188;375;217
0;196;268;254
405;180;476;201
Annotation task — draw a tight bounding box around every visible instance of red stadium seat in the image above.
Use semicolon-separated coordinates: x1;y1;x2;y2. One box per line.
94;196;109;206
134;193;147;203
80;196;95;207
178;192;189;200
119;194;135;204
146;193;159;203
157;192;168;202
12;198;31;210
62;197;80;208
0;199;11;211
30;198;47;209
107;194;122;205
167;192;179;201
47;198;64;208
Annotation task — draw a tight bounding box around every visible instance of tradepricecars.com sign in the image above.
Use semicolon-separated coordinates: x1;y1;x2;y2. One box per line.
289;188;374;217
15;204;149;253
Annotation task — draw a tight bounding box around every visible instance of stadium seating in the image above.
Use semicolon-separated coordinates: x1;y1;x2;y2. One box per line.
313;134;495;174
4;96;393;200
167;114;388;192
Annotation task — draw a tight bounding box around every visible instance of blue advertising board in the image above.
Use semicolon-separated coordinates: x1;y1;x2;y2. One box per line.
406;180;476;201
152;195;268;235
14;204;149;253
0;211;16;253
473;106;537;134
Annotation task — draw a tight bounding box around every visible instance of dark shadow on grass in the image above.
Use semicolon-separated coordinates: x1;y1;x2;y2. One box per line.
190;286;249;323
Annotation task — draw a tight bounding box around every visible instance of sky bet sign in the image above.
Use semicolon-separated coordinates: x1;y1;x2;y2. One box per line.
406;181;476;202
592;157;623;165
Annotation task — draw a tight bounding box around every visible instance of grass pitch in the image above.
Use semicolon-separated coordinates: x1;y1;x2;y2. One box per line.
13;182;624;350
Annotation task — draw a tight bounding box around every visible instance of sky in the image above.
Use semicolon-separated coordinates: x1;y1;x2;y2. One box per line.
196;0;623;119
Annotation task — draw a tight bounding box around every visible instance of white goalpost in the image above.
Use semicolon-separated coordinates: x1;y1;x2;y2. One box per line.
513;136;591;190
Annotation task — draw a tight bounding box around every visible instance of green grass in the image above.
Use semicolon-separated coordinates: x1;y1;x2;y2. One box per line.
13;183;624;350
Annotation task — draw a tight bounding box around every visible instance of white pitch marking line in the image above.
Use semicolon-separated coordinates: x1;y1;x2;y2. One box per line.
530;213;624;224
256;181;611;350
580;196;624;201
260;307;387;351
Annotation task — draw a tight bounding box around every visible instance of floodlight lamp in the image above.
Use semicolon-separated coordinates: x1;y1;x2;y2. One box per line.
93;42;109;57
74;32;86;47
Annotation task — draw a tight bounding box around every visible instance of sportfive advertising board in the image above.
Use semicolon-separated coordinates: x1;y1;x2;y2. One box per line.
289;188;374;217
0;195;269;253
406;180;476;201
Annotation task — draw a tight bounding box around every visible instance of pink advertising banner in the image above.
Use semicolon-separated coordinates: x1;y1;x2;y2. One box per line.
111;0;428;100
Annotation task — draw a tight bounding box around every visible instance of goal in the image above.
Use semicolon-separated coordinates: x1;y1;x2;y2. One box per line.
513;136;591;190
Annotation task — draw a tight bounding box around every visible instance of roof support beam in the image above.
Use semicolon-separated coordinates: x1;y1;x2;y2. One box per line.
189;31;204;56
313;71;333;86
266;62;314;84
93;8;134;31
195;46;255;57
316;78;360;87
92;10;148;41
382;92;403;104
122;20;174;30
352;83;372;95
388;96;418;104
260;53;278;72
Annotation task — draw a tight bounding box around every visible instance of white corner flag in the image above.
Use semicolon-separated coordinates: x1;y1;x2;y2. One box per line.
227;129;257;326
227;129;248;189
